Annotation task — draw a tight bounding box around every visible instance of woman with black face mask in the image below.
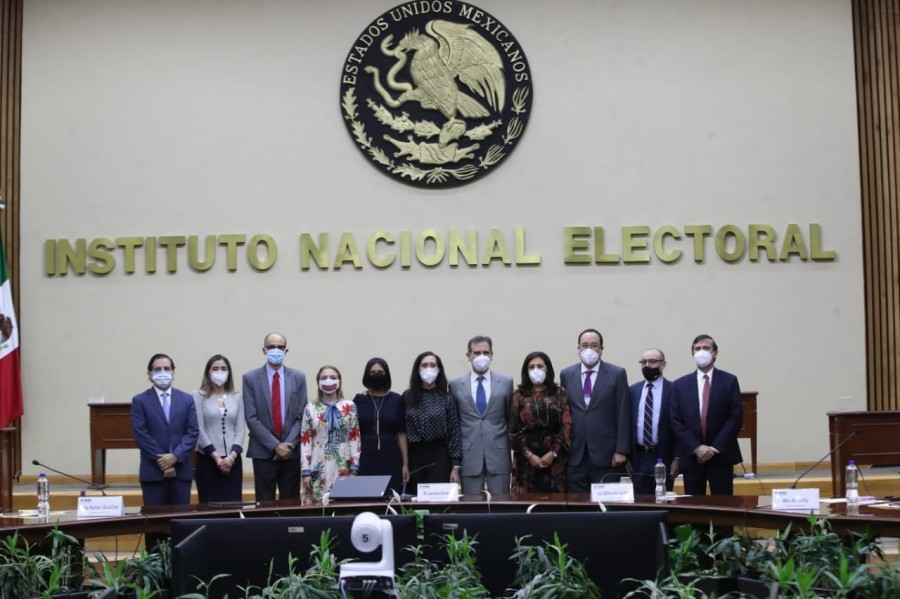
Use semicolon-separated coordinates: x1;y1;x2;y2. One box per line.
352;357;409;494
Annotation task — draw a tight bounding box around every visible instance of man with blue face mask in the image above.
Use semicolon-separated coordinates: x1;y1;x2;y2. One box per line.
449;335;514;496
130;353;199;506
669;334;743;496
242;332;308;501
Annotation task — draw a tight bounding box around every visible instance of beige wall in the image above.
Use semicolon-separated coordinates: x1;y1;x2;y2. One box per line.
19;0;863;476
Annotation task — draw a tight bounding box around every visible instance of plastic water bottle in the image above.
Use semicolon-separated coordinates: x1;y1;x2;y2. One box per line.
36;473;50;517
845;460;859;510
654;459;666;502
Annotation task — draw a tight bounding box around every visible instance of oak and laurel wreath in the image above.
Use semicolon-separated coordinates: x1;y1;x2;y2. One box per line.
342;86;529;184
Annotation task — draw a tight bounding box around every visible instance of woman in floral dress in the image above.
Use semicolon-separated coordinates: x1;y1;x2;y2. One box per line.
508;351;571;493
300;365;361;501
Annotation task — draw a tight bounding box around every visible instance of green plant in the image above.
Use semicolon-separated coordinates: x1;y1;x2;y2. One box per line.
507;533;600;598
0;527;85;598
86;539;171;598
395;533;490;598
622;574;709;599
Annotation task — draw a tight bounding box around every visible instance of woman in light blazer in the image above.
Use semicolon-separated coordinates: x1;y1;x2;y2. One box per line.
192;354;246;503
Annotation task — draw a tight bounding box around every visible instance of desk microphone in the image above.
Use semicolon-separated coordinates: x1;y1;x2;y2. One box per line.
399;462;437;499
32;459;109;496
790;430;860;489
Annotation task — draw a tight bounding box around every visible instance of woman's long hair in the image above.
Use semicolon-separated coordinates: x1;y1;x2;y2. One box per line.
198;354;235;397
405;351;448;409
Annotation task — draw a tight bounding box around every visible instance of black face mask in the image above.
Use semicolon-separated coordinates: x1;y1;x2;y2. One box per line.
366;372;389;390
642;366;661;381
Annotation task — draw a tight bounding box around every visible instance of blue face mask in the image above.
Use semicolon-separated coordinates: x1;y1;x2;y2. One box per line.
266;348;286;367
151;371;173;390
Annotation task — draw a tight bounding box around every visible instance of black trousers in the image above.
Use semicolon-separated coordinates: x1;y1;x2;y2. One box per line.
252;458;300;501
407;441;452;494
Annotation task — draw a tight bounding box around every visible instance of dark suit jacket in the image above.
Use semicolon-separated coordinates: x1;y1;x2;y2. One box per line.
242;365;307;460
560;361;632;467
669;368;743;468
130;387;198;482
629;377;674;463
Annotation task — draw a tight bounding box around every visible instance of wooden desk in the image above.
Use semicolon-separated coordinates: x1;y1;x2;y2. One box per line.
828;410;900;497
4;494;900;542
739;391;758;474
89;403;136;485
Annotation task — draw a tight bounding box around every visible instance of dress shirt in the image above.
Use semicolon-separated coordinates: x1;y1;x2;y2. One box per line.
469;371;492;407
695;368;714;413
154;387;169;411
637;377;663;446
266;364;287;428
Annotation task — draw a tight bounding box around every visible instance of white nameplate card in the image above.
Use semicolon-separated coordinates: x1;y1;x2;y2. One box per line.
591;483;635;503
771;488;820;512
415;483;460;502
77;496;124;518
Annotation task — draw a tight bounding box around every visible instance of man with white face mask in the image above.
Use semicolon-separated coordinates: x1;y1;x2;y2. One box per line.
560;329;632;492
669;334;743;496
449;335;514;495
242;332;308;501
130;353;198;506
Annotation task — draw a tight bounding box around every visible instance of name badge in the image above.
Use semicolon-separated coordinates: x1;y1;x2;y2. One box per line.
771;488;820;512
591;483;635;503
415;483;460;502
77;496;125;519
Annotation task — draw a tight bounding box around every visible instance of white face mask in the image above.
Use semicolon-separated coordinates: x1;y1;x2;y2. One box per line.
151;371;173;390
528;368;546;385
579;348;600;367
419;367;439;385
319;377;340;394
693;350;714;368
471;354;492;373
209;371;228;387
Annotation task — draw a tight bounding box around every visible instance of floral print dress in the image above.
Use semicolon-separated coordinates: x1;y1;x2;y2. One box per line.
300;398;361;501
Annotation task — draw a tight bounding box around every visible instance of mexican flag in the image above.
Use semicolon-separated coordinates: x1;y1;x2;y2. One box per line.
0;200;23;428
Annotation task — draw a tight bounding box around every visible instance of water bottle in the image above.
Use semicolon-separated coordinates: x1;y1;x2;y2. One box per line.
845;460;859;509
654;459;666;502
36;473;50;517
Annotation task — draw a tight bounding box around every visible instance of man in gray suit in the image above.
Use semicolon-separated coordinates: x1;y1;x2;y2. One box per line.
449;335;514;496
242;332;308;501
560;328;632;492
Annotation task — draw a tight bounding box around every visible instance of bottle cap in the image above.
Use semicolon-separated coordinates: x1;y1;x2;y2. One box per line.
849;460;856;465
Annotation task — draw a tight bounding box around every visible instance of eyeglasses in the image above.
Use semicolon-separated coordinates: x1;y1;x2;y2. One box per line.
638;359;663;366
265;345;287;351
579;343;602;350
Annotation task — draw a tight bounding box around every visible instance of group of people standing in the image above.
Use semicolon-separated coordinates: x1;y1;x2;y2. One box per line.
129;329;743;507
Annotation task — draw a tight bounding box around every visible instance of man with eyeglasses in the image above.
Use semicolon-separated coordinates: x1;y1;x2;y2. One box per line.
669;334;743;496
628;349;676;495
130;353;198;506
560;329;632;492
242;332;308;501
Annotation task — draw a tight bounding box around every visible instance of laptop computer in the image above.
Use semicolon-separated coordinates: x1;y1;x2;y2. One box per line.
328;475;392;499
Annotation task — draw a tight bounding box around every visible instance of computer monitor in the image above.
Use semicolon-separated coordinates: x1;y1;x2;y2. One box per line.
422;511;669;597
171;514;417;599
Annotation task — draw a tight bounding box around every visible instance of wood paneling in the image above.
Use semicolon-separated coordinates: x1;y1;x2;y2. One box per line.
0;0;21;474
854;0;900;411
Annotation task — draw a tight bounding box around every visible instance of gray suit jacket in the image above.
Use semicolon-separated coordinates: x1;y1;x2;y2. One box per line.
192;390;246;457
242;365;307;460
560;361;632;468
449;371;514;477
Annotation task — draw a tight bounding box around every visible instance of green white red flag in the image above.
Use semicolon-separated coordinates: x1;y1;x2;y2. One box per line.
0;199;23;428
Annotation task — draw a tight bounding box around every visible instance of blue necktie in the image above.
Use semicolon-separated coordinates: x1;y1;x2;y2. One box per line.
161;392;170;422
476;376;487;416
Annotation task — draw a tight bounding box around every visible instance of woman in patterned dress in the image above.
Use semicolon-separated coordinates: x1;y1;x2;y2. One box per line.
508;351;572;493
300;365;361;501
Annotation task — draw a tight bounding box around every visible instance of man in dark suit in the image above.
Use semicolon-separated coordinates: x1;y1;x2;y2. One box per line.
242;332;307;501
130;353;199;506
628;348;676;495
560;328;632;492
449;335;514;496
670;334;743;495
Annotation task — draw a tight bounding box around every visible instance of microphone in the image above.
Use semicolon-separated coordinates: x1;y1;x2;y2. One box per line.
32;459;109;496
400;462;437;499
790;430;860;489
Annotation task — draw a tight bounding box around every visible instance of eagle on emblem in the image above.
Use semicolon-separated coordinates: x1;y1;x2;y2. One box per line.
0;312;12;344
366;19;505;149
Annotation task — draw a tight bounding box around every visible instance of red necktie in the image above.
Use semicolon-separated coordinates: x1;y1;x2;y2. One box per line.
272;371;282;438
700;374;710;439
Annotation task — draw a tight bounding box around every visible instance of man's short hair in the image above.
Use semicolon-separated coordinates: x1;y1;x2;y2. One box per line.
577;328;604;347
467;335;493;353
691;334;718;352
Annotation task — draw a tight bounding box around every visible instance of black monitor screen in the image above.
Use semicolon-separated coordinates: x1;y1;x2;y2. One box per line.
422;511;668;597
172;514;417;599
